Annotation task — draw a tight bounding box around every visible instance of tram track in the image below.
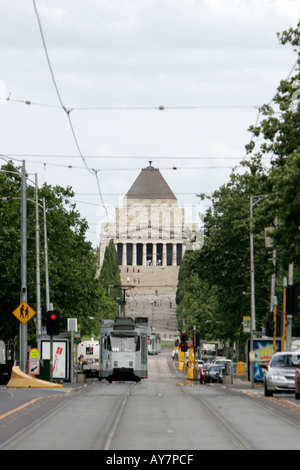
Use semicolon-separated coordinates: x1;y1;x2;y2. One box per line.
0;387;81;450
176;383;250;450
2;352;300;450
98;355;253;450
173;367;300;449
168;355;296;450
101;382;136;450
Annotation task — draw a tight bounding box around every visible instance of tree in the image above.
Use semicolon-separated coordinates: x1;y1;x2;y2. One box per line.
260;152;300;267
246;21;300;166
177;21;300;345
0;162;24;343
0;161;118;344
176;150;277;346
246;21;300;334
99;240;123;308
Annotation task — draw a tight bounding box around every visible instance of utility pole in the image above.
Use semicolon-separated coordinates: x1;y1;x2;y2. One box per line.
43;198;50;311
35;174;41;337
282;277;287;351
20;161;27;372
286;263;294;351
249;196;256;388
249;194;267;388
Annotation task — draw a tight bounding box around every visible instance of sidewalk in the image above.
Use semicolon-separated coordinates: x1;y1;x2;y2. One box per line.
228;375;264;390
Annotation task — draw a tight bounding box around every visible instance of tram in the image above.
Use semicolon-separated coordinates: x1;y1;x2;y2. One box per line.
99;317;148;382
148;332;161;355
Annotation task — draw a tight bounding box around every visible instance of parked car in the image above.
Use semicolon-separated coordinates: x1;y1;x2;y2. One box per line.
263;351;300;397
205;364;224;383
295;366;300;400
215;357;231;364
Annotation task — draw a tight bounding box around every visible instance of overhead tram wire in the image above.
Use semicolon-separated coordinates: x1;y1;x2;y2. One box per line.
233;56;299;173
6;96;260;112
2;153;273;161
32;0;109;228
0;158;236;172
32;0;90;175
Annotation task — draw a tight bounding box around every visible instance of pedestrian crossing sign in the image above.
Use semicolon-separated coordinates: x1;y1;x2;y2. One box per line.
12;302;36;324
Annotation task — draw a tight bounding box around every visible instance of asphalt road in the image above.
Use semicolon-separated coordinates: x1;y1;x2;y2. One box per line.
1;351;300;451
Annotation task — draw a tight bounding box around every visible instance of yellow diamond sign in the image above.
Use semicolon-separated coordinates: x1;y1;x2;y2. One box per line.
12;302;36;325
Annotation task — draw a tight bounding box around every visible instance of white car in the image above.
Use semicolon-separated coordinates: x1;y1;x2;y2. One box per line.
263;351;300;397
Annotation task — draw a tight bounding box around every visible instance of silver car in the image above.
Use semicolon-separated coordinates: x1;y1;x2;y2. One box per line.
264;351;300;397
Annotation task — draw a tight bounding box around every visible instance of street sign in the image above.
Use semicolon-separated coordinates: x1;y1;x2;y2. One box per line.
28;348;40;376
12;302;36;325
249;350;255;362
243;316;251;333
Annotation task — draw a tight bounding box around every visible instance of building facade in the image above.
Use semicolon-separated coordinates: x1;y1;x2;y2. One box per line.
99;162;197;278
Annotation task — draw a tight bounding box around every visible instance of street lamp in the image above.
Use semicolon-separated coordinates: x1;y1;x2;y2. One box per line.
2;168;50;353
1;160;27;371
20;161;27;373
249;194;267;388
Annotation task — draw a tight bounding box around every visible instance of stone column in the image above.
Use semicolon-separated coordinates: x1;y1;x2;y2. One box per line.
182;243;186;259
172;243;177;266
153;243;157;266
162;243;166;266
143;243;147;266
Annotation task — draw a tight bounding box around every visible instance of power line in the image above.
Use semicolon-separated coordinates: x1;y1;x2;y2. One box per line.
1;153;273;173
32;0;90;175
234;57;299;172
2;152;272;160
32;0;109;228
6;96;260;111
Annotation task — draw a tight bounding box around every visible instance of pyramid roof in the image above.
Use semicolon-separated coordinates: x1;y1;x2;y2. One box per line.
125;162;176;200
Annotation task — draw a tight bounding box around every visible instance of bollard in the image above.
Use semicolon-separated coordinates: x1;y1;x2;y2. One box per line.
237;361;246;376
186;348;196;380
178;351;185;371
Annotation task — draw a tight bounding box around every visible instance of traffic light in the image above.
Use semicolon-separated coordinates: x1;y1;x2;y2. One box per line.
286;286;298;316
194;332;200;348
265;320;274;337
265;311;282;337
180;332;187;352
46;310;60;336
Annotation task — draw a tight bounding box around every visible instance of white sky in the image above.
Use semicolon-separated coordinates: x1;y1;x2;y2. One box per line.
0;0;299;247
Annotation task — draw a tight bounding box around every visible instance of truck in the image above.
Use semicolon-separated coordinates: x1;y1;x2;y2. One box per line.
199;341;218;363
0;340;13;385
77;340;100;378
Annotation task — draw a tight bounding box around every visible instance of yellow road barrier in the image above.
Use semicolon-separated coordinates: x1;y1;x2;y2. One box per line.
6;366;63;389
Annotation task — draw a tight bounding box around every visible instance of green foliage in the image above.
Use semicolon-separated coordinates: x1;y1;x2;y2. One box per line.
261;152;300;267
0;161;118;345
177;21;300;345
99;239;123;306
177;159;271;344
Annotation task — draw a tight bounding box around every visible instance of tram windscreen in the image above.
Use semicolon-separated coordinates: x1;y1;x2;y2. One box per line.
109;335;140;352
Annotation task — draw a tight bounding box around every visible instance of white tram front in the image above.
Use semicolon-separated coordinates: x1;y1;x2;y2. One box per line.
148;333;161;355
99;317;148;382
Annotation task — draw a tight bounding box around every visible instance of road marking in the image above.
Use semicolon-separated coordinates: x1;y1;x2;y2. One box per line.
0;389;72;422
0;397;45;421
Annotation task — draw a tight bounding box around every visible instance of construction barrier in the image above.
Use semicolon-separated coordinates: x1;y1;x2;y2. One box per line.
178;351;186;372
6;366;63;389
236;361;246;376
186;348;196;380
